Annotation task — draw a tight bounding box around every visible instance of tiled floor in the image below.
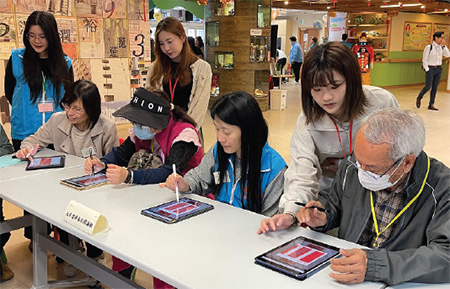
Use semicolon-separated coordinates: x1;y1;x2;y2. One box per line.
2;81;449;289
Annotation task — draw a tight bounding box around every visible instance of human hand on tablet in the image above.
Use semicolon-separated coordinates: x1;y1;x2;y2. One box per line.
257;214;295;234
84;156;105;175
159;174;190;192
105;164;128;184
296;200;327;228
329;248;367;284
15;144;39;161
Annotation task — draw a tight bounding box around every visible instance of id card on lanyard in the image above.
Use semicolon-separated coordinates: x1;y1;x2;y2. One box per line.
37;73;54;125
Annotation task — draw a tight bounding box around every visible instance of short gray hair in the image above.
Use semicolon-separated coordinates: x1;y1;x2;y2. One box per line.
362;108;425;160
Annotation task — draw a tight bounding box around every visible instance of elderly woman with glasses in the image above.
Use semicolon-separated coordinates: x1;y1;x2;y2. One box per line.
4;11;74;152
15;79;118;278
15;79;118;161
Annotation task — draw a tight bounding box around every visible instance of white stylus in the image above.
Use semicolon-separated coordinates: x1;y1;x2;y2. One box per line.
172;164;180;203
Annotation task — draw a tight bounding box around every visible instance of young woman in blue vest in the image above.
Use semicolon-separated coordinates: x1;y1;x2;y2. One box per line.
4;11;73;152
161;91;287;217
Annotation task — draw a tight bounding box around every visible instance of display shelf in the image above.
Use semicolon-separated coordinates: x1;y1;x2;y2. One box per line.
347;12;391;61
348;36;388;40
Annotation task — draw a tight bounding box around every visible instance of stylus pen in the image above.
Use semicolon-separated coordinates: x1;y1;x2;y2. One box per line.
90;149;94;175
172;164;180;203
295;202;328;213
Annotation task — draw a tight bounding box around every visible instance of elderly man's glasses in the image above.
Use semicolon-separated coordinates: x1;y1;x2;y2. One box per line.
347;156;404;180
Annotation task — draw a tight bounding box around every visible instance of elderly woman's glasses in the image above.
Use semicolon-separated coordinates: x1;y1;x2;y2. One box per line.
62;103;84;114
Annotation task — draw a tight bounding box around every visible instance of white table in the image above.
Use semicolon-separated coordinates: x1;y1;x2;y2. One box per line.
1;159;384;289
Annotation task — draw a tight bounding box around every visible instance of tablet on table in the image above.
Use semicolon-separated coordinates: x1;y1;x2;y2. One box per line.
61;172;108;190
26;155;65;170
141;197;214;224
255;236;340;281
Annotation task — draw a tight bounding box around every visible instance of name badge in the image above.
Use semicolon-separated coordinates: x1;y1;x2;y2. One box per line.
37;101;54;113
81;147;96;159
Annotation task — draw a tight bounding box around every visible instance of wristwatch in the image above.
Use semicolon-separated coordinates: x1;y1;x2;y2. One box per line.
124;169;134;184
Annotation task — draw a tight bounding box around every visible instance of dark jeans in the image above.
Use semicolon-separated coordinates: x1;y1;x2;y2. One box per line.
292;61;302;82
274;58;287;87
417;66;442;105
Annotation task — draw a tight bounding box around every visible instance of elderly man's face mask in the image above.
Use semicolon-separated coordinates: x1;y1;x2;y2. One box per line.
348;156;406;191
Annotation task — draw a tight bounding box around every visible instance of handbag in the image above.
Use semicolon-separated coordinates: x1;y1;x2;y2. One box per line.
127;149;163;170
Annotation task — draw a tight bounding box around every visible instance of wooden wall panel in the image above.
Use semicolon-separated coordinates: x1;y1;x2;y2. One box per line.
205;0;271;111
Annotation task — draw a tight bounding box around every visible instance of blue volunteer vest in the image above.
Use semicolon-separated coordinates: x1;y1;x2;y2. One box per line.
213;142;286;210
10;48;71;140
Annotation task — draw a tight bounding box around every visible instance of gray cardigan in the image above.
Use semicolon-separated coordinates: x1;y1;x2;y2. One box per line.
317;151;450;285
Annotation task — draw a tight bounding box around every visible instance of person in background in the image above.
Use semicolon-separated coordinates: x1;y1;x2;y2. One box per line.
341;33;352;49
161;91;287;217
309;37;318;52
188;36;203;58
85;88;203;283
16;79;118;278
258;42;399;234
273;48;287;87
296;108;450;286
145;17;211;130
289;36;303;84
195;36;205;58
416;31;450;111
0;124;14;283
4;11;73;152
150;28;155;62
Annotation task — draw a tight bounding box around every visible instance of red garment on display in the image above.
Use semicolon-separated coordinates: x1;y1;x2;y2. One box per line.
352;44;374;73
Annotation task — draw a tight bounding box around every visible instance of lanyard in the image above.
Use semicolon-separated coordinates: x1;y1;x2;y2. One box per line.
329;115;353;158
369;156;430;248
42;72;47;101
169;76;179;102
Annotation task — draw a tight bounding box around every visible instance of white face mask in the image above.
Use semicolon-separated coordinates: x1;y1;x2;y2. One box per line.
353;156;406;191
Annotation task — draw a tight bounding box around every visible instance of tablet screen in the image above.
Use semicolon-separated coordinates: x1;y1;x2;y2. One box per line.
141;197;214;224
255;236;340;279
61;173;108;190
26;156;65;170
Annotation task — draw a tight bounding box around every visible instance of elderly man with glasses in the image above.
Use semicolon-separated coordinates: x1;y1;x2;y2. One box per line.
296;108;450;286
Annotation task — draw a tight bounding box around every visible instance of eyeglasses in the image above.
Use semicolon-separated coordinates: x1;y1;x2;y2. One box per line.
347;156;404;179
63;103;85;114
26;33;46;41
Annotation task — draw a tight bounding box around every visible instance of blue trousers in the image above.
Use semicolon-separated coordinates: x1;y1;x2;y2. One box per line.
417;66;442;105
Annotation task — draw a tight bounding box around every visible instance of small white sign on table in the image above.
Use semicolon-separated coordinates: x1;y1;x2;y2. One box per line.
64;200;109;235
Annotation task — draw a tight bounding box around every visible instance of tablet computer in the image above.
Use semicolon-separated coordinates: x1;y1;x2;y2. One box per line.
255;236;340;281
60;172;108;190
141;197;214;224
26;155;65;171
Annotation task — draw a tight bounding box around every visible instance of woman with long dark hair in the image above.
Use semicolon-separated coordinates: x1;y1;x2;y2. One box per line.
145;17;211;129
161;91;287;216
258;42;399;234
5;11;73;151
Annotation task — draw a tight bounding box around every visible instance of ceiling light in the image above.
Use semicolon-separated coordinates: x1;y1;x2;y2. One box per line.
284;1;289;4
380;3;421;8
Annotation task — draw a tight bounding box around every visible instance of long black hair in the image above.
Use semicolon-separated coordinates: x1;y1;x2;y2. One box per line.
61;80;101;129
22;11;71;104
210;91;268;213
